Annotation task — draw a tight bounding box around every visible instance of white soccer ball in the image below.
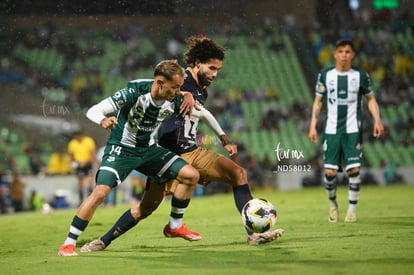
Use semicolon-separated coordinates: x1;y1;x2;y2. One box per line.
242;198;277;233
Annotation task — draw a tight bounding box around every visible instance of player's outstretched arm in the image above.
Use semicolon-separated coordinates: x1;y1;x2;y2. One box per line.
86;98;118;131
194;105;237;156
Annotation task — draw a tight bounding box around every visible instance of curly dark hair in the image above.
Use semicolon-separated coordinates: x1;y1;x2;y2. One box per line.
183;35;225;65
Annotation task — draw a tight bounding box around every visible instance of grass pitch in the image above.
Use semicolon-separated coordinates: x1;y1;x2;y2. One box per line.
0;184;413;275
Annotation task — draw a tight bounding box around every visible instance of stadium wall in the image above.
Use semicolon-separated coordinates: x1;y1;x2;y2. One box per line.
271;168;414;190
21;175;134;209
19;167;414;209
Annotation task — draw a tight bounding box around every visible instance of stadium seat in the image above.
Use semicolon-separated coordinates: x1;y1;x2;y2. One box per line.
363;143;381;168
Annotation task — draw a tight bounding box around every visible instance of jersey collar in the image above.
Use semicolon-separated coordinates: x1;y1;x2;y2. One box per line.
187;67;205;90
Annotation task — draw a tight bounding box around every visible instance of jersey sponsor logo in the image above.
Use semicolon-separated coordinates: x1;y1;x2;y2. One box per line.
338;89;347;95
137;126;156;132
316;82;325;93
159;109;173;120
332;98;356;105
337;98;349;105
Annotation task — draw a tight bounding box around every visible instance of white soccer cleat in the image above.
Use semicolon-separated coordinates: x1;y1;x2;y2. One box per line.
329;206;339;223
247;228;285;245
344;211;357;222
80;239;106;252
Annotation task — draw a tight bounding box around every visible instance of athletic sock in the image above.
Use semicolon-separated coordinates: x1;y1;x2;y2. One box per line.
169;196;190;230
232;184;253;213
100;209;138;246
348;172;360;212
63;216;89;245
324;174;338;207
233;184;253;235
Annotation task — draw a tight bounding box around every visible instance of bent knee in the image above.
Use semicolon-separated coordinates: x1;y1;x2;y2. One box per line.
181;165;199;185
231;166;248;185
238;167;248;183
347;167;360;175
131;201;160;220
91;185;111;204
325;169;337;177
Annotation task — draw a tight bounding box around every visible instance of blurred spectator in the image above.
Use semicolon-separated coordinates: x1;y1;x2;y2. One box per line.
10;171;25;212
245;155;262;187
23;145;44;176
47;149;72;175
0;151;16;173
0;172;12;214
30;190;45;211
129;170;146;205
67;131;96;203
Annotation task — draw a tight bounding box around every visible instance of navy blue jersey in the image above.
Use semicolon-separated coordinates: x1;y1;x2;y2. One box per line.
158;68;208;154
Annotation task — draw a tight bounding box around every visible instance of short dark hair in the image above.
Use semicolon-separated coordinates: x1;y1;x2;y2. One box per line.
335;39;355;51
183;35;225;65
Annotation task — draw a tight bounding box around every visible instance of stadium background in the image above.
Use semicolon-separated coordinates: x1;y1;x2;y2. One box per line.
0;0;413;209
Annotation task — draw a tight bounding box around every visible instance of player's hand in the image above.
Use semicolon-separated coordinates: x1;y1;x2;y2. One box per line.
308;128;318;143
100;116;117;131
220;135;237;156
180;92;201;117
373;120;384;139
224;143;238;157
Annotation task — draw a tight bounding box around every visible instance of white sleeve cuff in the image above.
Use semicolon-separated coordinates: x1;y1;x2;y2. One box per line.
86;98;116;125
193;106;225;137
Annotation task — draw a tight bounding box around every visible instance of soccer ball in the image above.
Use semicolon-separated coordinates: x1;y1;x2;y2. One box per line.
242;198;277;233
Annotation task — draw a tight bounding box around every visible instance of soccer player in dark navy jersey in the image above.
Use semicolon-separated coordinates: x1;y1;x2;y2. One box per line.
80;36;284;253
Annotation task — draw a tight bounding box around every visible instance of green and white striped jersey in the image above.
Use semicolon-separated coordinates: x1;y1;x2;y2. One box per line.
106;79;182;147
315;67;373;134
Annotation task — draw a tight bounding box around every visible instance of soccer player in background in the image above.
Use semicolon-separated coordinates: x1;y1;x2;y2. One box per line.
58;59;200;256
308;39;384;222
80;35;284;253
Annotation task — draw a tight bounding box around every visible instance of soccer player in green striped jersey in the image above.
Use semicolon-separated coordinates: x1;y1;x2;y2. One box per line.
79;36;284;253
58;60;200;256
308;39;384;223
